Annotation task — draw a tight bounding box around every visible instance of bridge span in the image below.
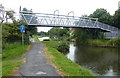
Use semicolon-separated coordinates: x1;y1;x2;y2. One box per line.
19;10;120;38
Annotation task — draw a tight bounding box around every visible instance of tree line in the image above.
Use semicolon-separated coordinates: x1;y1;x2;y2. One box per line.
89;8;120;28
0;4;37;49
37;27;70;41
74;8;120;45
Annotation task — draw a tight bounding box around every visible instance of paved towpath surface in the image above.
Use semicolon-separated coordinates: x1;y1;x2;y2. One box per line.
20;42;60;76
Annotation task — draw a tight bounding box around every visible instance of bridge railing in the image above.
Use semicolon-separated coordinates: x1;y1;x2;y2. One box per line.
20;11;120;33
20;11;98;27
96;22;120;33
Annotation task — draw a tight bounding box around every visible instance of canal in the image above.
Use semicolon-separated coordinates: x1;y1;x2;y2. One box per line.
65;42;119;76
38;37;119;76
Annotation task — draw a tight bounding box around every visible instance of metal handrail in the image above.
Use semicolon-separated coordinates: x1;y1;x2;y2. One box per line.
20;11;120;33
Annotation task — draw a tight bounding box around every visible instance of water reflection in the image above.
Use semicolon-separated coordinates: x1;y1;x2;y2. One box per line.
66;44;76;61
66;43;119;76
38;37;49;41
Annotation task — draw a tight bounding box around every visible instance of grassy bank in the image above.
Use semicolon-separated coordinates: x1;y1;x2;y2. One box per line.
34;37;94;76
43;41;94;76
88;38;120;47
0;54;2;77
34;37;41;42
2;42;30;76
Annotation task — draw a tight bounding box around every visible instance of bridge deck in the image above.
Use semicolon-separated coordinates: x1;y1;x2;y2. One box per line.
20;11;120;33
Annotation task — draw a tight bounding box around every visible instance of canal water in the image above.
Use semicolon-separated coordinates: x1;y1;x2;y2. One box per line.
65;42;119;76
38;37;49;41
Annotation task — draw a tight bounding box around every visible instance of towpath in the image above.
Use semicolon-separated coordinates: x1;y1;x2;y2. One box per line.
20;42;60;76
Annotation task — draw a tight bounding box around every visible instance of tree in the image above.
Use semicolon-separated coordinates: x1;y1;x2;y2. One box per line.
89;8;112;25
2;20;28;42
0;4;5;26
73;28;92;45
90;8;108;18
88;8;113;39
112;9;120;28
73;8;111;44
48;27;70;40
98;13;112;25
5;10;15;22
37;31;48;36
48;27;61;38
59;28;69;37
73;8;120;45
0;4;15;26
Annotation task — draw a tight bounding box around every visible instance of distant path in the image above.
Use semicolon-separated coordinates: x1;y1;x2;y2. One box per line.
19;42;60;76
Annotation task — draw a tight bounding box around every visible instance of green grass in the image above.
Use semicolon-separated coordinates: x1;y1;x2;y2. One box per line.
2;42;30;76
32;35;43;38
42;41;94;76
3;42;21;50
0;54;2;78
107;38;120;46
88;38;120;47
88;39;107;46
34;37;41;42
2;61;21;76
3;42;29;60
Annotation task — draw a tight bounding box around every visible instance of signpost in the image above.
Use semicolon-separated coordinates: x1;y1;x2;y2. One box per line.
20;25;25;49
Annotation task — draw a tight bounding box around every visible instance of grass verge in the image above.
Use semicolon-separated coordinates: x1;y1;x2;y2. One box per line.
2;61;21;76
41;40;94;76
0;54;2;77
34;37;41;42
88;38;120;47
2;42;30;76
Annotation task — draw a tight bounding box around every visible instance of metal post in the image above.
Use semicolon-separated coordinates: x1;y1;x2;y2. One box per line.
22;32;24;49
95;18;98;28
67;11;74;25
54;10;59;25
19;6;22;20
67;11;74;17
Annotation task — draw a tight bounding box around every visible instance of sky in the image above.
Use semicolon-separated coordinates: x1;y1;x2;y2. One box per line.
1;0;120;32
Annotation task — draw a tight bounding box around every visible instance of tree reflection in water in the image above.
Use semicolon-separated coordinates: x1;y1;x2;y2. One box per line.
65;43;120;76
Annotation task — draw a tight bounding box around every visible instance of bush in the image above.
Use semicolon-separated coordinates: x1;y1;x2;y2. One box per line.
88;39;106;46
2;42;21;50
67;36;74;41
56;42;69;54
107;38;120;46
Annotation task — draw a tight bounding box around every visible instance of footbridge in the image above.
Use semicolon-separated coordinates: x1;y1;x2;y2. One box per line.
19;10;120;38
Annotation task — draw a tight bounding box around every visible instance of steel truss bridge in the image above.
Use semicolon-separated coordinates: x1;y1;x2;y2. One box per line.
19;10;120;38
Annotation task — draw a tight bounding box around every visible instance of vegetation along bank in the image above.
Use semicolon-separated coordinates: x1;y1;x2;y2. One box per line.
34;38;94;76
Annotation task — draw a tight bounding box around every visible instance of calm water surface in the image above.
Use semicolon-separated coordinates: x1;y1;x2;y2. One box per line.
65;43;119;76
38;37;49;41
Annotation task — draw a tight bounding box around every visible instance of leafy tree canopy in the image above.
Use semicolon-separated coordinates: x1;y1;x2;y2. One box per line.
113;9;120;28
48;27;70;39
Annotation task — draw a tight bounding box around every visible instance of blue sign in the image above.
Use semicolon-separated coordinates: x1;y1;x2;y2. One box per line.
20;25;25;30
20;25;25;33
20;29;25;33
